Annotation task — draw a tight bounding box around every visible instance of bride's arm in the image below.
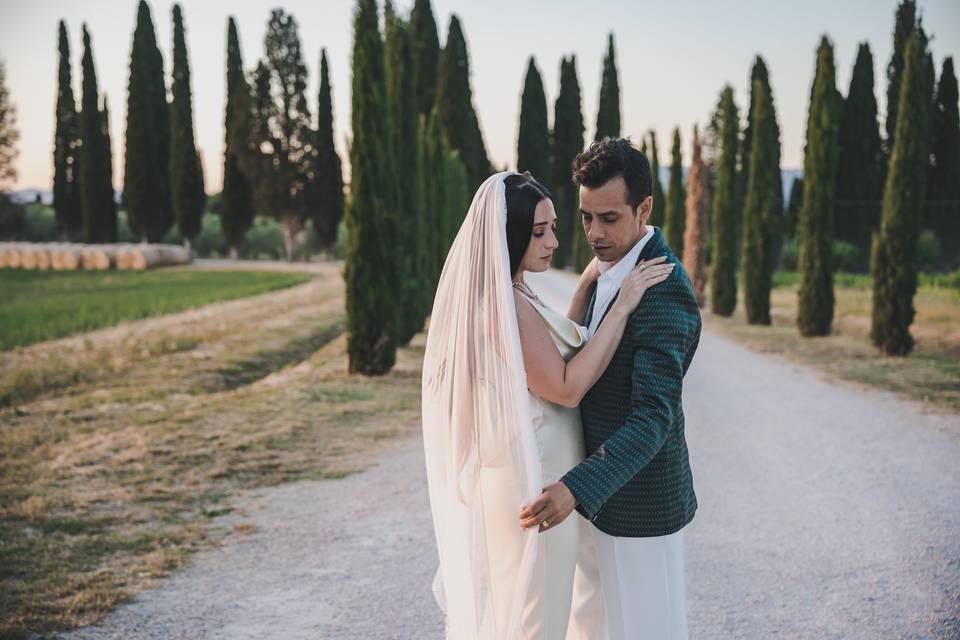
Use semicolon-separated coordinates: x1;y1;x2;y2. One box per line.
566;258;600;324
517;259;674;409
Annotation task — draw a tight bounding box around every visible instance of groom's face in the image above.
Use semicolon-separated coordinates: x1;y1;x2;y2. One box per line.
579;175;651;263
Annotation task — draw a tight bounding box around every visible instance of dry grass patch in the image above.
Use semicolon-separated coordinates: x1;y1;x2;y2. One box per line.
705;274;960;412
0;264;426;639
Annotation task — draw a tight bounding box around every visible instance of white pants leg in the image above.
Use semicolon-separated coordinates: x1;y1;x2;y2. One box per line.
573;526;688;640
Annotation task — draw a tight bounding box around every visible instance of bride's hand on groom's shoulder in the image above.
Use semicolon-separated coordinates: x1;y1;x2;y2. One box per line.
613;256;675;315
579;257;602;285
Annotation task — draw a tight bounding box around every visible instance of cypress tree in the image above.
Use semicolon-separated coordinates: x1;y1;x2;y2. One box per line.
346;0;399;374
410;0;439;118
435;15;491;191
552;55;585;268
785;176;803;239
594;33;620;141
124;0;171;242
79;25;114;242
386;5;426;345
665;127;685;256
928;58;960;265
170;4;205;248
445;148;470;244
647;131;665;229
222;16;255;259
835;43;883;260
517;56;551;187
871;32;931;356
740;57;768;219
739;56;782;267
798;36;841;337
885;0;917;161
53;21;82;240
683;125;709;307
742;77;781;325
99;95;117;241
709;87;739;317
250;9;317;261
424;107;447;282
0;59;16;192
313;49;345;249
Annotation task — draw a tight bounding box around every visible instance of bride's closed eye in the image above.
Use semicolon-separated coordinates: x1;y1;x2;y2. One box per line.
534;223;558;238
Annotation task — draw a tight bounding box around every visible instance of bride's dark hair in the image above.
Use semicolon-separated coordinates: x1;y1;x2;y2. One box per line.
504;171;553;277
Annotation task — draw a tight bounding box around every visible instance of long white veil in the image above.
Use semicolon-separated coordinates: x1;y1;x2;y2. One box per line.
421;171;543;639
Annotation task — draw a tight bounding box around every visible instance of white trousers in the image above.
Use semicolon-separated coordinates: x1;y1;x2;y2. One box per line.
567;524;688;640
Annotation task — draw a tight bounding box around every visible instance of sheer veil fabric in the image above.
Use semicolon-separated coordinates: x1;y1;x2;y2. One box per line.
422;171;543;639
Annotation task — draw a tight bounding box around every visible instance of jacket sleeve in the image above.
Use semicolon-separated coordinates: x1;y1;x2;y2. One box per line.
561;279;691;521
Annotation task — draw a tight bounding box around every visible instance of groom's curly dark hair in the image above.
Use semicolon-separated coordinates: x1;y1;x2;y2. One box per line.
571;137;653;212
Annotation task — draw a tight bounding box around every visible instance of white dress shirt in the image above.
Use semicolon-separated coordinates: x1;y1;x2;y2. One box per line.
587;225;656;339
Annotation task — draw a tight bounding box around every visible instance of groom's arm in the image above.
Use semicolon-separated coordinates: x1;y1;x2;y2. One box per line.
560;281;693;522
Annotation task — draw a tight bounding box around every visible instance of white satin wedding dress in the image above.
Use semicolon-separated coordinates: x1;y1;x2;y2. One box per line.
514;289;589;639
422;172;602;639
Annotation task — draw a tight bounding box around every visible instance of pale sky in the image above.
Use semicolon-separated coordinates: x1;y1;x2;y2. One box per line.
1;0;958;193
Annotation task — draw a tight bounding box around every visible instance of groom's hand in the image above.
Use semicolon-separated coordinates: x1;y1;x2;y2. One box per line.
519;481;577;533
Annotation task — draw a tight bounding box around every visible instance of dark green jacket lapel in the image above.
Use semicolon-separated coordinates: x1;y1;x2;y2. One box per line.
594;227;665;329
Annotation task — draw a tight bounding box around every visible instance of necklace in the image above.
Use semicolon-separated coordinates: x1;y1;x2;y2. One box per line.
512;279;542;304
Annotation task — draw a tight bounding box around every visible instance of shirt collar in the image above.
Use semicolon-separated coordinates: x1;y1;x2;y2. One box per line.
597;226;656;280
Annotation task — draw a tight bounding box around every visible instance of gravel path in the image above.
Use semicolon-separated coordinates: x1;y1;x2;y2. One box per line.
56;270;959;639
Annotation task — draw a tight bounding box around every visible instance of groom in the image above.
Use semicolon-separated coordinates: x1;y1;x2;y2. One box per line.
520;137;701;638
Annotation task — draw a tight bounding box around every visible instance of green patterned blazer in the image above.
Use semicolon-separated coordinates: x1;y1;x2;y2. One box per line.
561;227;701;538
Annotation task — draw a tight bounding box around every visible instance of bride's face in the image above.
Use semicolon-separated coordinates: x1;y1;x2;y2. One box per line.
518;198;559;274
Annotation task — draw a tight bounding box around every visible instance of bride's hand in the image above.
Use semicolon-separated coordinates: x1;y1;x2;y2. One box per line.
579;257;601;285
611;256;675;314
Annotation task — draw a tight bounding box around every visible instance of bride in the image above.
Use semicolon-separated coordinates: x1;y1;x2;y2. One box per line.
421;171;674;639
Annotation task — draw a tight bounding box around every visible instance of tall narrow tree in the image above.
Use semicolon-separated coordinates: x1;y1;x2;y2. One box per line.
79;25;114;242
435;15;491;191
99;95;117;241
928;57;960;265
410;0;439;118
742;77;781;325
594;33;620;141
312;48;345;249
169;4;205;249
0;59;16;193
871;32;931;355
552;55;585;268
346;0;399;374
124;0;171;242
885;0;917;161
386;5;425;345
424;107;447;281
798;36;841;337
785;176;803;239
53;21;82;240
709;86;739;317
683;125;709;307
835;42;883;259
517;56;551;187
647;131;665;228
249;9;317;261
221;16;255;259
665;127;685;256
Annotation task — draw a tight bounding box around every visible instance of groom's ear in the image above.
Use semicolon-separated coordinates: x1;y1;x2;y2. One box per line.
636;195;653;224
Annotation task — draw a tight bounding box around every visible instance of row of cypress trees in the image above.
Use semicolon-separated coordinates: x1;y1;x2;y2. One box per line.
701;0;957;357
346;0;489;374
53;21;115;243
515;34;619;272
52;3;348;260
52;3;203;246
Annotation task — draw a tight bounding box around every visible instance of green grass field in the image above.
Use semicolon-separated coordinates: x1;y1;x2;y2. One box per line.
0;269;312;350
